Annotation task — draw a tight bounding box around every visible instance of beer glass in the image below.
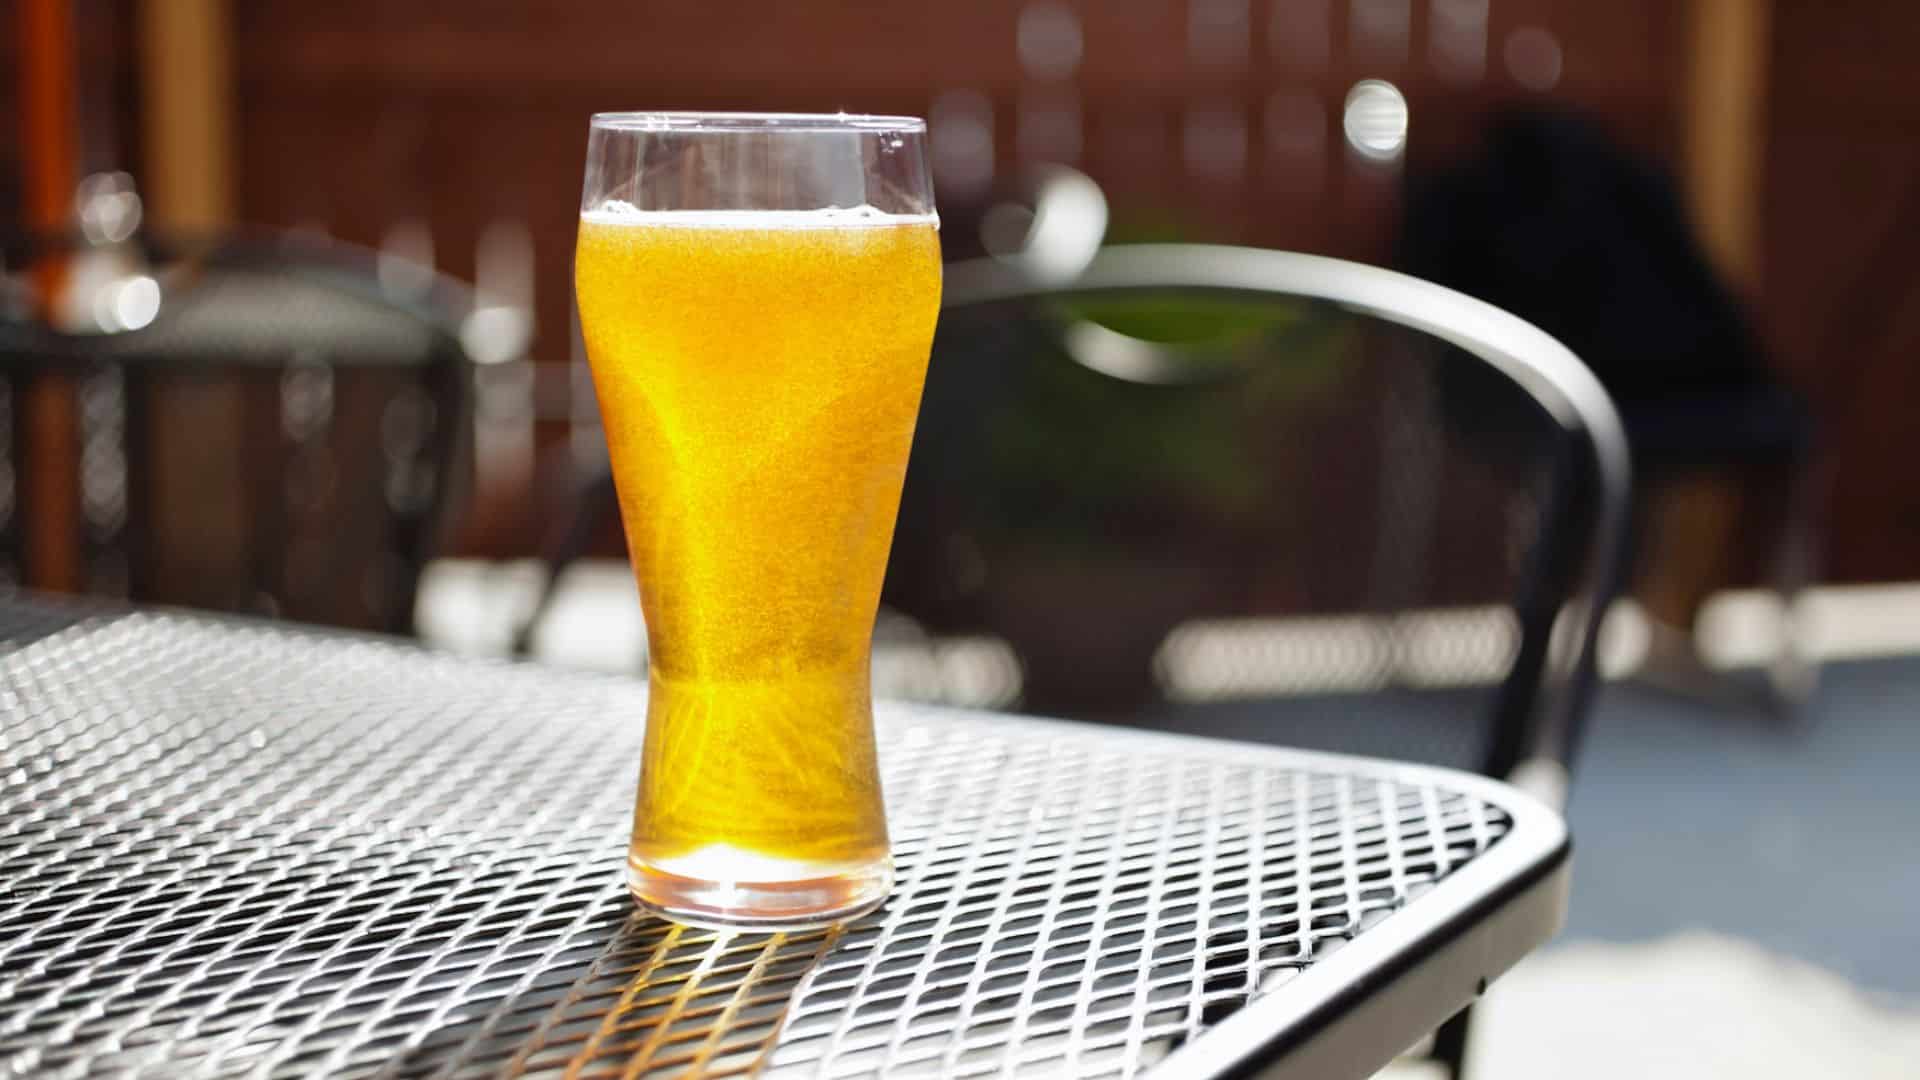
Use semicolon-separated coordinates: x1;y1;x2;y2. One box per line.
574;112;940;929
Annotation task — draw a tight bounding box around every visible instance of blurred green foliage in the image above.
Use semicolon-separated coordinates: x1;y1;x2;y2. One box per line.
977;292;1354;555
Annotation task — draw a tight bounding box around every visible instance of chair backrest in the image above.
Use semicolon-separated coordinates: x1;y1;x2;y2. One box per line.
881;245;1629;779
0;232;474;633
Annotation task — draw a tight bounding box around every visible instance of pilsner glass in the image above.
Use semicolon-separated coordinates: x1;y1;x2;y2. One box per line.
574;112;940;930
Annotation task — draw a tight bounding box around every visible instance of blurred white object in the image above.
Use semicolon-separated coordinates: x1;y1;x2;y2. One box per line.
1343;79;1409;161
1471;934;1920;1079
527;561;646;671
1740;581;1920;662
76;172;143;244
988;165;1108;284
54;173;155;334
106;275;160;331
415;558;643;671
414;558;547;657
421;563;1920;693
871;610;1023;709
414;558;1021;705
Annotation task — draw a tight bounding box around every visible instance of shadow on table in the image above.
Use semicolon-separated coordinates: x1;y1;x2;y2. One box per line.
389;910;845;1076
0;595;116;653
1113;686;1494;772
392;899;1226;1077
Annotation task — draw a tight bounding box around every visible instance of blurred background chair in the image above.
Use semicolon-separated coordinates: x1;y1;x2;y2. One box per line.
0;218;473;633
1400;107;1819;718
896;242;1629;768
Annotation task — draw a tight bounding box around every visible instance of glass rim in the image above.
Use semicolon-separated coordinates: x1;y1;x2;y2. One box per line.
590;111;926;134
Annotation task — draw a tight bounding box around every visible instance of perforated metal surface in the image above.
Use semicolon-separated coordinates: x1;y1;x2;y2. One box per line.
1;607;1530;1078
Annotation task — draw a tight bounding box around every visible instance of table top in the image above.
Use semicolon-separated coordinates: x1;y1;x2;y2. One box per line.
0;603;1568;1079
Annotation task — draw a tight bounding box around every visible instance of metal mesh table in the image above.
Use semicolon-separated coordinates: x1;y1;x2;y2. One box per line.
0;604;1568;1078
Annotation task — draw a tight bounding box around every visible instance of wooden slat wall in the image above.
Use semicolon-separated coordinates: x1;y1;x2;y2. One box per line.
136;0;253;612
16;0;83;591
12;1;1919;580
222;1;1684;556
1764;0;1920;581
1683;0;1770;290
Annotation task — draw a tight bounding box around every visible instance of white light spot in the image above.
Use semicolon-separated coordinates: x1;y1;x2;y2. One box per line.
1343;79;1408;161
461;306;533;366
112;275;160;330
1009;166;1107;283
75;171;142;244
1017;1;1083;81
1505;26;1564;91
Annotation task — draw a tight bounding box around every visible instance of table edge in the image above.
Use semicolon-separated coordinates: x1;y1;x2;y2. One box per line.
878;702;1573;1080
1147;764;1568;1078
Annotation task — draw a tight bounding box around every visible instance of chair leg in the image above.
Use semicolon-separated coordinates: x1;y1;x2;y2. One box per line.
1487;440;1598;779
1764;457;1823;722
1430;1004;1473;1079
1635;457;1824;722
512;466;619;658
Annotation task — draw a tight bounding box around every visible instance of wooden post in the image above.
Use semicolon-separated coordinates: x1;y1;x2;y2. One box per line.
18;0;82;592
1683;0;1772;290
135;0;249;612
1638;0;1776;629
138;0;235;231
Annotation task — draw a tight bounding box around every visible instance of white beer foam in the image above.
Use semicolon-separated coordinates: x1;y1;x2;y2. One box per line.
582;199;938;228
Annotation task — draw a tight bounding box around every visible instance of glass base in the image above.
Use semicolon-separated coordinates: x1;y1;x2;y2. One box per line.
627;849;893;933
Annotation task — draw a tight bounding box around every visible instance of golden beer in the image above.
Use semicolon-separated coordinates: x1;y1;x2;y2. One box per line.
575;207;940;925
